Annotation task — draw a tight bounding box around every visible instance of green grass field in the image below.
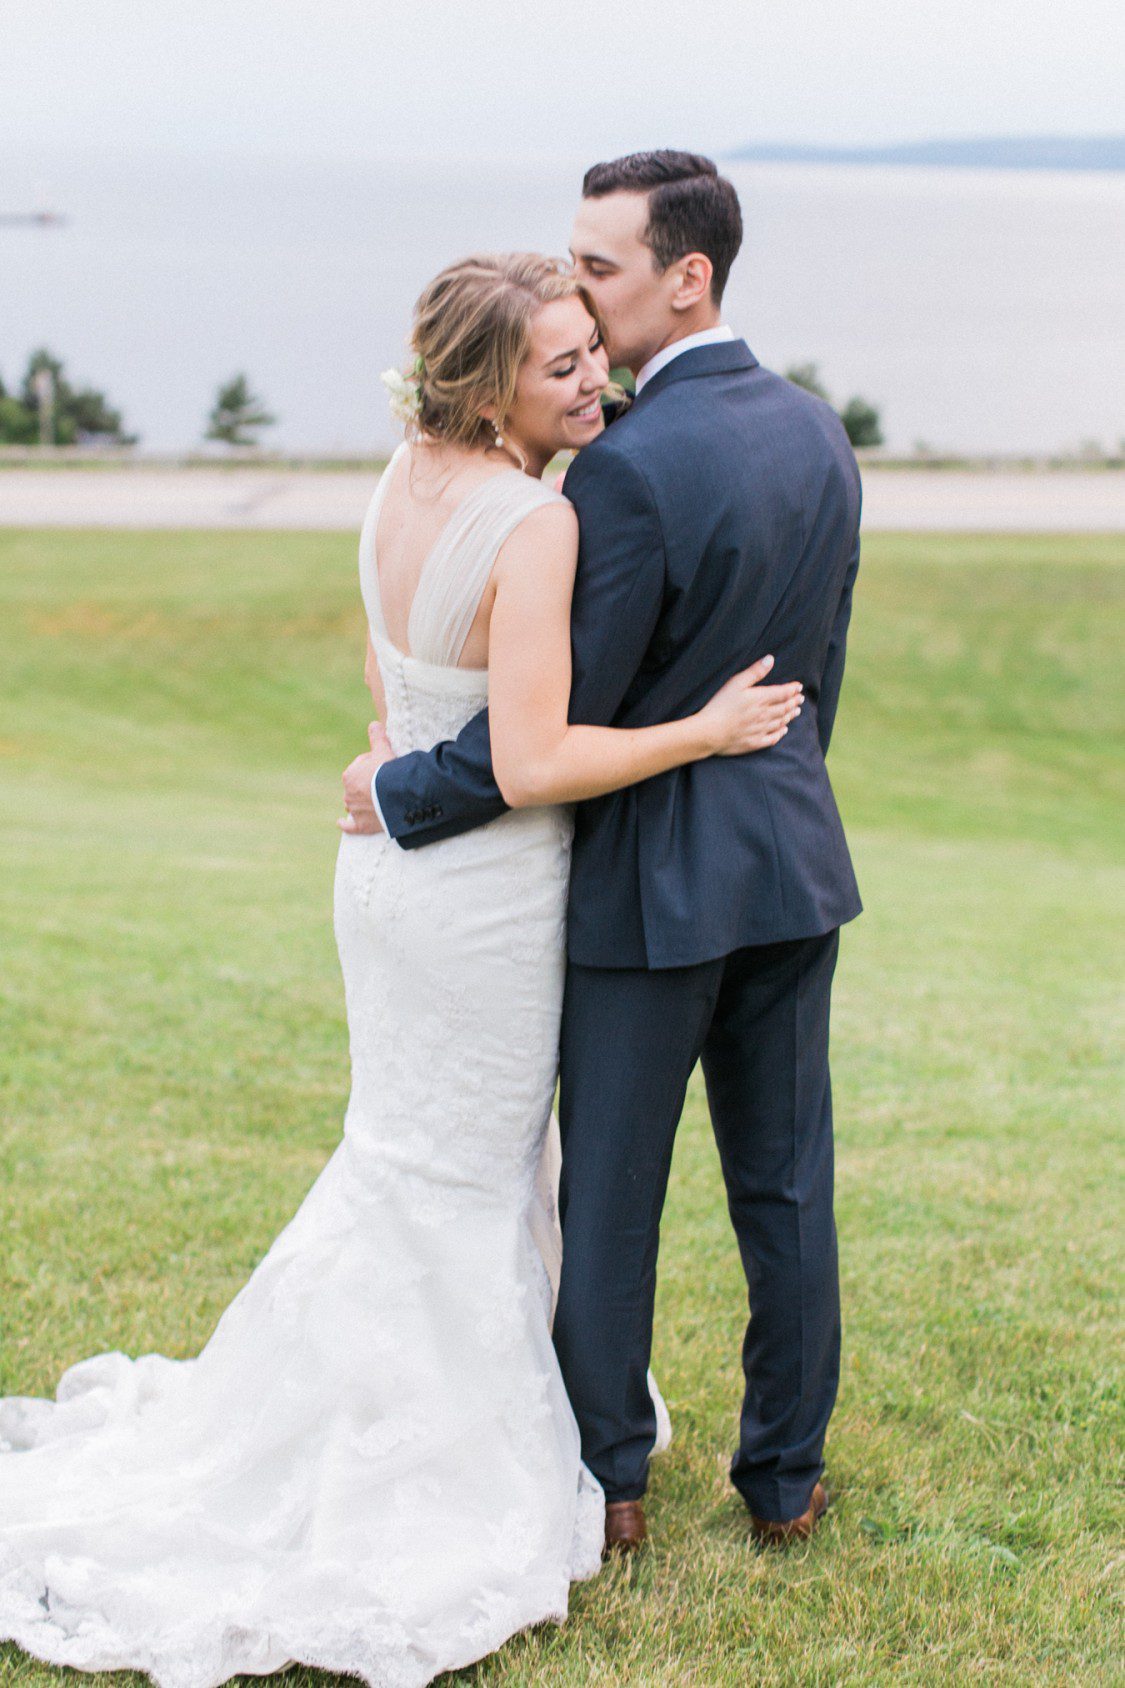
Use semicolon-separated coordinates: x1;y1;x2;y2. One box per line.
1;527;1122;1685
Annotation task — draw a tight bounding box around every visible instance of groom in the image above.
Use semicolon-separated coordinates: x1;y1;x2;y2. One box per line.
343;151;862;1550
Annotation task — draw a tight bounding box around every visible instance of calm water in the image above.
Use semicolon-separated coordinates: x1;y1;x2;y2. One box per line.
4;149;1123;453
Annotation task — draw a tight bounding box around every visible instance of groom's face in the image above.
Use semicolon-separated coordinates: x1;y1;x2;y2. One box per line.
569;191;678;374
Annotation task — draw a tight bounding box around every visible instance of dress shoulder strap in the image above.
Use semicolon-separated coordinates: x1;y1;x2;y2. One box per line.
357;441;408;646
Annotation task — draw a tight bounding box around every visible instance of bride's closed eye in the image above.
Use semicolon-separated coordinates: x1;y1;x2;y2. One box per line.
551;333;603;378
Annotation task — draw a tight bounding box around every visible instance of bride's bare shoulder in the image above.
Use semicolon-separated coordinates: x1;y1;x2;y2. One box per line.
492;499;579;591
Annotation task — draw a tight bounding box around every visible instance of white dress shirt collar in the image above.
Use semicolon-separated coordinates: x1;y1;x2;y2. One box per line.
634;324;736;393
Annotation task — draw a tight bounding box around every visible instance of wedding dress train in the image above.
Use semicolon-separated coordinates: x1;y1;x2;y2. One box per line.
0;447;642;1688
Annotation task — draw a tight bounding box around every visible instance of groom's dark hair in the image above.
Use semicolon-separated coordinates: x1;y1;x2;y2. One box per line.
582;150;743;303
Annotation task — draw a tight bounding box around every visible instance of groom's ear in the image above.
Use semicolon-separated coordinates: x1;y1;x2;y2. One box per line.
670;252;715;313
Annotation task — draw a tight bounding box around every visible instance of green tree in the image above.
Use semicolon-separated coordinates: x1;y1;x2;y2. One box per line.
0;349;135;446
205;374;276;447
68;385;132;440
0;366;37;444
783;362;830;401
785;361;885;448
839;396;884;448
0;398;36;444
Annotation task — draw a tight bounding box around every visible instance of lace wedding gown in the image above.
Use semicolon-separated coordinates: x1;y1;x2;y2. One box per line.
0;445;616;1688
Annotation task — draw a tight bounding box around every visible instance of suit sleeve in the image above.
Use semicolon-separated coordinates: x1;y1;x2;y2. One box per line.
373;441;666;850
817;524;860;757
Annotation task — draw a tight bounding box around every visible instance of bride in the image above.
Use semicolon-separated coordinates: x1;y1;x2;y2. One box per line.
0;254;801;1688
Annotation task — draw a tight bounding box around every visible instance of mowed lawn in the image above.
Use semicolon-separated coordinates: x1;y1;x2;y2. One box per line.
0;525;1121;1685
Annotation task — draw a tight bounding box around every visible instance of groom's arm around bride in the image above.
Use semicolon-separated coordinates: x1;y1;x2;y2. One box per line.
369;345;861;968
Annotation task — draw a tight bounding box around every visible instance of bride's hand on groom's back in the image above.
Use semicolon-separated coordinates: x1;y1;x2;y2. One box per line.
696;656;804;756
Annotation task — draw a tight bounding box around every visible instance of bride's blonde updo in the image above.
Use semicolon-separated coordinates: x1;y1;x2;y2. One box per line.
401;254;604;448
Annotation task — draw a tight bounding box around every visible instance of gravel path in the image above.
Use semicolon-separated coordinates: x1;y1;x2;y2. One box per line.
2;468;1123;533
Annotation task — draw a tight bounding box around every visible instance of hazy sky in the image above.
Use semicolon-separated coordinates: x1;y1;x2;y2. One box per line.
4;0;1123;165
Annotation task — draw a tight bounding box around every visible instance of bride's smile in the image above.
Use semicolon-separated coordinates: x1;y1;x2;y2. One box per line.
483;291;611;472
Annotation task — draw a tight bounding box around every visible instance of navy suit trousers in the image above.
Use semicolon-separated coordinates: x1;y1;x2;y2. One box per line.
553;929;841;1522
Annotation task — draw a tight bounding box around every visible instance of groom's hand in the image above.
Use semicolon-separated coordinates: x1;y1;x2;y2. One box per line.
338;721;393;834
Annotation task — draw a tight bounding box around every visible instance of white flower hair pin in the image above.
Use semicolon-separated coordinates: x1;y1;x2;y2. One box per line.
381;355;425;425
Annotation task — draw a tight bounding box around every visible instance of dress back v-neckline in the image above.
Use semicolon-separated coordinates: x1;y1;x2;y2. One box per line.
358;443;566;672
369;445;523;665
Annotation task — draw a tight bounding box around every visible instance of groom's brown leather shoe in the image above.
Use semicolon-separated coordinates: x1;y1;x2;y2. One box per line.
749;1481;829;1547
603;1500;647;1554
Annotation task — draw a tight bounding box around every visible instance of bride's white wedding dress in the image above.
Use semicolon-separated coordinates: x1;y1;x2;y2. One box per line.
0;445;674;1688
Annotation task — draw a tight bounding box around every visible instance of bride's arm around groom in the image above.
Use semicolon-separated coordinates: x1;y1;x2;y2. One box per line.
366;428;685;846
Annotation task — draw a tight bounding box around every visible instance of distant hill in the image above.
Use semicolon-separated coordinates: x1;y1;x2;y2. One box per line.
726;136;1125;172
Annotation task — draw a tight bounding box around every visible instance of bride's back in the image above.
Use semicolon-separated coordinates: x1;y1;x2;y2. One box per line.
360;441;565;684
373;443;522;670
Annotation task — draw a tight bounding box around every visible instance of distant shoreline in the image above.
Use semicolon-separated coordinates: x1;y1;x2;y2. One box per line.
725;136;1125;173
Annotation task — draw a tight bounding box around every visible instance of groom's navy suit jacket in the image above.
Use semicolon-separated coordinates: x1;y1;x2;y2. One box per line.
374;339;863;969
